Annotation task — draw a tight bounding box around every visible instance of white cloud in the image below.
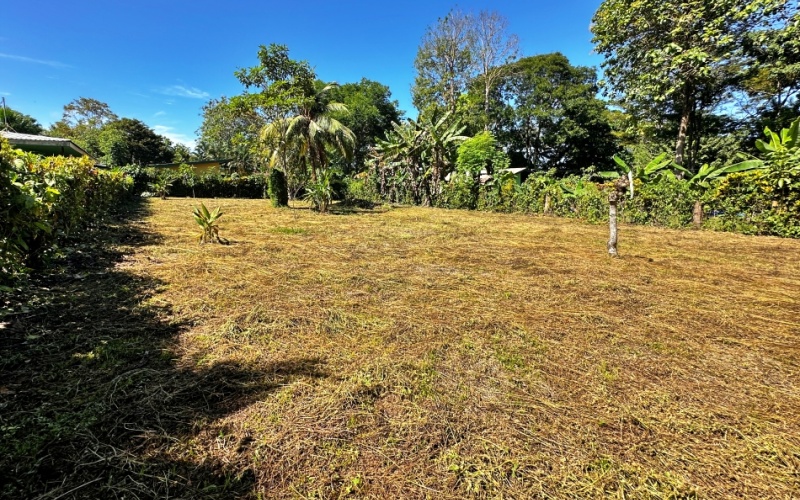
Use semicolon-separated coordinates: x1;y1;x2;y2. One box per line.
0;52;70;68
156;85;209;99
153;124;196;149
154;111;166;117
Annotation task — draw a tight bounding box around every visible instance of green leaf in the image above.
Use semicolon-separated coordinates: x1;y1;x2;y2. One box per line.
612;155;630;172
723;159;765;173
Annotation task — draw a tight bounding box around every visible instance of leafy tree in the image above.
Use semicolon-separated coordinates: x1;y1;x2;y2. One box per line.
197;43;318;175
196;96;263;169
61;97;118;129
99;118;173;166
456;131;499;176
229;44;355;211
0;106;44;135
324;78;402;173
172;143;193;163
48;98;119;157
493;53;618;174
740;9;800;132
591;0;791;170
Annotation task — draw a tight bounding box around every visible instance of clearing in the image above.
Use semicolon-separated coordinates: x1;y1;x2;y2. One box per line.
2;198;799;499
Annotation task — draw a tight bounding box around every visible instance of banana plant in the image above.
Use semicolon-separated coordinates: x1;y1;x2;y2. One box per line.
756;117;799;154
193;202;224;244
755;117;800;190
680;160;764;189
148;172;175;200
599;152;674;199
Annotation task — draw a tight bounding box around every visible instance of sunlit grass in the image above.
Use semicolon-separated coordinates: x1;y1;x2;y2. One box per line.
114;197;800;498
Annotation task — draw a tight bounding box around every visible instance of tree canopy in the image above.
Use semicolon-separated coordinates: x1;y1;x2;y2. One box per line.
591;0;794;169
1;106;44;135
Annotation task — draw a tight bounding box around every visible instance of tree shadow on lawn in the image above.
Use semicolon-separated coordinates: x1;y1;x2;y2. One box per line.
0;198;326;499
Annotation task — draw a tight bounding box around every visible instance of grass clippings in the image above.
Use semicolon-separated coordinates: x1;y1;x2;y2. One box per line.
2;198;799;499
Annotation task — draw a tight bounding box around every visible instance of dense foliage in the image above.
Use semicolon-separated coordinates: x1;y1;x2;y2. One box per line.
0;106;44;135
124;166;268;200
0;139;131;283
48;97;185;167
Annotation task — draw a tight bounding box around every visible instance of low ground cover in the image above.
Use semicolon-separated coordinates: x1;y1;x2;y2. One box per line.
2;198;799;498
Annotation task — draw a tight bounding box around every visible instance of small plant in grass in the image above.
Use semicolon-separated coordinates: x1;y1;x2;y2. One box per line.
193;202;225;243
305;169;336;213
148;172;175;200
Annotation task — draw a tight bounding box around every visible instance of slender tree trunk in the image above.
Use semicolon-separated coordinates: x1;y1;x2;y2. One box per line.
675;84;693;167
484;84;491;131
608;191;619;257
692;199;703;227
543;194;551;215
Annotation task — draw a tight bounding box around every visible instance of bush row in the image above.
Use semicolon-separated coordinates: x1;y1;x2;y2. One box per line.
124;167;268;199
351;168;800;238
1;140;132;283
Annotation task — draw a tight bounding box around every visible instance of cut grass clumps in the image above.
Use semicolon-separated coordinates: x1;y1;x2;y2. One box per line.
2;197;800;498
271;226;308;235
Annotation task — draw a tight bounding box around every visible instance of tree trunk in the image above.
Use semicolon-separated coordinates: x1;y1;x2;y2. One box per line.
543;194;551;215
484;84;491;131
692;199;703;228
675;85;693;167
608;192;619;257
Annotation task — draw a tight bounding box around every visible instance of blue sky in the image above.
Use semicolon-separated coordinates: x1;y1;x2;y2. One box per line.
1;0;604;148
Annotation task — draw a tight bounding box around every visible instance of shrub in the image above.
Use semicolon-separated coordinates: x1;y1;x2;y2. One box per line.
704;170;800;237
0;139;131;280
268;168;289;207
439;172;478;209
623;176;694;228
345;175;381;204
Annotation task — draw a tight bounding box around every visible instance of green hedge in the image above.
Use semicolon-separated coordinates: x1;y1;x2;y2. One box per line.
358;168;800;238
123;167;268;199
703;170;800;238
1;139;132;282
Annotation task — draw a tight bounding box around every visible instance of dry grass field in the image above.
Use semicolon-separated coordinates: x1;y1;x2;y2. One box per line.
2;198;799;499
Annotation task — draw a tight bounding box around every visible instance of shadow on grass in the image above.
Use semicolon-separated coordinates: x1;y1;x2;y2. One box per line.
0;197;325;499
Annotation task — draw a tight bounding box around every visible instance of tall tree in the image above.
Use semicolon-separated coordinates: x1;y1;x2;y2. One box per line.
98;118;173;166
0;105;44;135
196;96;264;169
740;8;800;131
471;11;519;128
494;53;618;174
48;98;119;157
412;8;474;114
591;0;790;170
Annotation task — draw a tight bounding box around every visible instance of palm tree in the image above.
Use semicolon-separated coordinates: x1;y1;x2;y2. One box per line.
261;84;355;211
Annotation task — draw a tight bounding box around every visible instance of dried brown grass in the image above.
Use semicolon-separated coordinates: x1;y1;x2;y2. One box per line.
115;198;799;498
6;197;797;499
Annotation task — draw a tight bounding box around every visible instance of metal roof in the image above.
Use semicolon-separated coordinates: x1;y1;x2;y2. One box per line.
1;131;91;158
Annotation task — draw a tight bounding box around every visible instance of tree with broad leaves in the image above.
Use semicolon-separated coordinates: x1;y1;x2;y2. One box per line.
591;0;793;170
